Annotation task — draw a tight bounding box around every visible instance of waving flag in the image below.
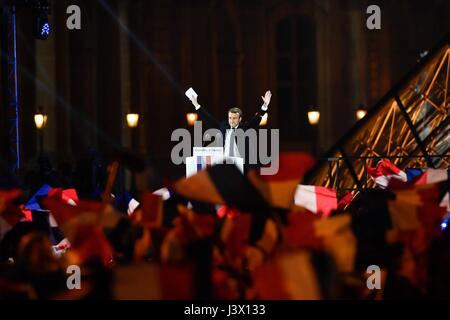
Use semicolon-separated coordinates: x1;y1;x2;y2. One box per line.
49;188;79;206
405;169;450;212
25;184;52;211
153;187;171;200
387;181;448;244
175;152;314;213
247;152;315;210
252;250;322;299
67;224;114;266
386;181;449;287
42;196;115;266
26;185;79;210
405;168;449;185
133;192;164;228
294;185;337;218
25;185;79;228
366;159;407;188
42;196;109;242
174;163;270;213
282;211;357;273
112;192;140;215
337;192;354;210
388;168;450;212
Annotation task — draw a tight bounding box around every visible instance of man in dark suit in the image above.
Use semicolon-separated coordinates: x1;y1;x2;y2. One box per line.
188;90;272;171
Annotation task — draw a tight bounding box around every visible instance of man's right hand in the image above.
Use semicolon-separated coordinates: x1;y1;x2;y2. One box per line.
190;95;201;110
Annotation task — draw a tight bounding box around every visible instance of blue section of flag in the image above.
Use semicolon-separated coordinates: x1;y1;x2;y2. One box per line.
25;184;52;211
114;192;133;214
405;168;450;183
405;168;424;182
196;156;203;172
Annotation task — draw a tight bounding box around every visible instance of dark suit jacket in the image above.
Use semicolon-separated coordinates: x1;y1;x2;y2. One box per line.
196;106;267;171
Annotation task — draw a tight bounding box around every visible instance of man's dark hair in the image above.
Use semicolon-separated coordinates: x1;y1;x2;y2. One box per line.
227;107;243;118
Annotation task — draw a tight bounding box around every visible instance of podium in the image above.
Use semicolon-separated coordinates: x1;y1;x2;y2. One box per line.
185;147;244;177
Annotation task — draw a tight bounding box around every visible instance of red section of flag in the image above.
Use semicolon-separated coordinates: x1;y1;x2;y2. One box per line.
257;152;315;182
366;159;402;178
337;192;354;210
388;182;447;256
314;186;337;218
252;251;321;299
283;211;323;250
62;189;79;204
138;192;163;228
48;188;79;205
71;225;113;266
19;205;33;222
43;196;104;226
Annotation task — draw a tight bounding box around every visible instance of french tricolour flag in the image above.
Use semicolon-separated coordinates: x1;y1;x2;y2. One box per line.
152;187;171;201
405;168;450;185
294;185;337;218
367;160;449;213
406;168;450;212
366;159;407;189
196;156;213;171
25;185;79;227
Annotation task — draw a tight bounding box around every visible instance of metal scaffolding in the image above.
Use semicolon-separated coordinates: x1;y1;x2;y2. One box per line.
306;32;450;191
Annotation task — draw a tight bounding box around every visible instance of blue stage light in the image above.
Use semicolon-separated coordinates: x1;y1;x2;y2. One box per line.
441;214;450;230
41;22;50;36
35;14;50;39
27;0;51;40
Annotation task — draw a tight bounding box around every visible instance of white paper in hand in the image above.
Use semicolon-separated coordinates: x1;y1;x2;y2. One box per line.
185;87;198;101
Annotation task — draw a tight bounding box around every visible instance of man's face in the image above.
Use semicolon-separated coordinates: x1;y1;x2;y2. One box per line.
228;112;241;128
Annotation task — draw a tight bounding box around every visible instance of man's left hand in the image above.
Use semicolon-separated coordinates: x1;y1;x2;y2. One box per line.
261;90;272;110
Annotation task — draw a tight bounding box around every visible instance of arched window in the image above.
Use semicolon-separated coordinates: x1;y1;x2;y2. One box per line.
275;15;317;140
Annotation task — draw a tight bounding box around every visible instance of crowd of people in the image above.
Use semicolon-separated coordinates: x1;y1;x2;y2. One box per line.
0;150;449;300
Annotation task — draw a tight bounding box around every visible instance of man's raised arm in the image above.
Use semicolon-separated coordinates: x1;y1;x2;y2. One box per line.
247;90;272;128
188;92;221;129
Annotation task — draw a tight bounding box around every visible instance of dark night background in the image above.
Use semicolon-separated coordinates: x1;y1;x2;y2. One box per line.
1;0;449;181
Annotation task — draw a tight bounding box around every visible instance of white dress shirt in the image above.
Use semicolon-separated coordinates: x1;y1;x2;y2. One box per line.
224;126;241;158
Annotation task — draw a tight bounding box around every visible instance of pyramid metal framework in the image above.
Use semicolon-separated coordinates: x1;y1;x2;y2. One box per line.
306;33;450;192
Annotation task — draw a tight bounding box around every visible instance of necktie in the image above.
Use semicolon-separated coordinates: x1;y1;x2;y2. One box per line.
229;128;235;157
